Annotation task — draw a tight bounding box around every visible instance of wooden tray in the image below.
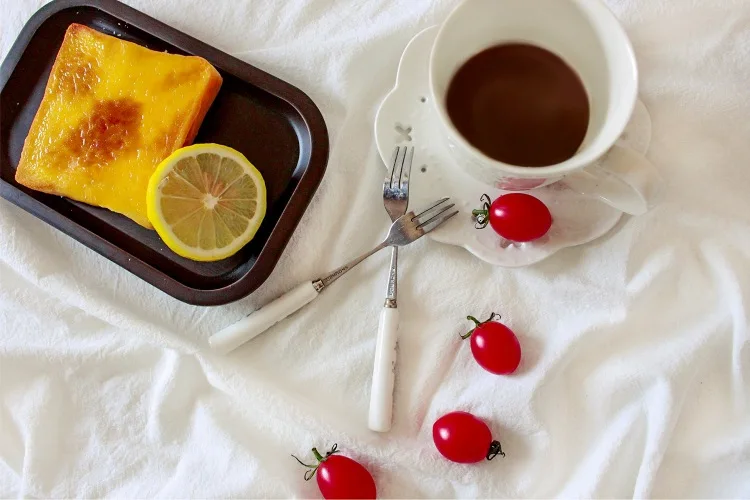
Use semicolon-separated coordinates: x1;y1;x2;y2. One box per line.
0;0;329;305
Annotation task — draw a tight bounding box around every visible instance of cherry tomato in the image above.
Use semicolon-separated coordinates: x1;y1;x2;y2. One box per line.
473;193;552;242
433;411;504;463
293;444;376;499
461;313;521;375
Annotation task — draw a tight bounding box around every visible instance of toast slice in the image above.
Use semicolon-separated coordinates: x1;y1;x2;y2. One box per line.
15;23;222;228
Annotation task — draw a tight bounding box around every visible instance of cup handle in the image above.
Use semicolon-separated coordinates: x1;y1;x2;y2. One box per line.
563;145;664;215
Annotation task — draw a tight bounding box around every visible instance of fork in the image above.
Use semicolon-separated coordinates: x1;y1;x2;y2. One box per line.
209;198;458;354
368;146;413;432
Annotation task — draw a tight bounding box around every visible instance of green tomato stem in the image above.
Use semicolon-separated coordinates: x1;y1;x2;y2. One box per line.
473;194;493;229
460;315;481;339
293;444;339;481
461;314;502;339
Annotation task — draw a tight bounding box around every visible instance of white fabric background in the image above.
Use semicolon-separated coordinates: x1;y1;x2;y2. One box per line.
1;0;749;497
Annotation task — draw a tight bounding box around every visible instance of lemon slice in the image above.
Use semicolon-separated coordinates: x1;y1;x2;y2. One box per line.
147;144;266;262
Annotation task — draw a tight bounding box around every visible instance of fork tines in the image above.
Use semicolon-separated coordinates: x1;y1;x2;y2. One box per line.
385;146;414;192
412;197;458;233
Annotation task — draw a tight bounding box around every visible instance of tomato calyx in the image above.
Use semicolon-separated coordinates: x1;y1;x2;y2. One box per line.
487;440;506;460
460;312;502;340
292;443;340;481
471;193;493;229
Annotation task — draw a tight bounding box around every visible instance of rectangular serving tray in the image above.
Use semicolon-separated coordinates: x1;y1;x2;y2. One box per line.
0;0;329;306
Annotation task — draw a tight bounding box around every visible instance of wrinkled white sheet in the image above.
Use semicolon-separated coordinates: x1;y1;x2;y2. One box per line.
1;0;749;497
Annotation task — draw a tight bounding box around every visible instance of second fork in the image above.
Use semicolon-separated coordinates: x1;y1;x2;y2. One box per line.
369;146;413;432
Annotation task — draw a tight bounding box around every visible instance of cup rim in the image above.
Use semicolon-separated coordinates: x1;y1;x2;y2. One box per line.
428;0;639;178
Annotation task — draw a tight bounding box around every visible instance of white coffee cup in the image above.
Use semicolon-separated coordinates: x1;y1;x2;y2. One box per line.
429;0;662;215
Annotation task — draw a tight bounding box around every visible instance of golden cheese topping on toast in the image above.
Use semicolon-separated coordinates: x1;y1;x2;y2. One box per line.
15;23;222;228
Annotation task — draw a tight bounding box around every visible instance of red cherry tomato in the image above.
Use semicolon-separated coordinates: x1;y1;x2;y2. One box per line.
473;193;552;242
293;444;376;499
433;411;504;463
461;313;521;375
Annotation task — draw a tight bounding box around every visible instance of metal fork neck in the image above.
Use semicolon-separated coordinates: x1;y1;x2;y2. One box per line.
384;246;398;307
314;241;389;291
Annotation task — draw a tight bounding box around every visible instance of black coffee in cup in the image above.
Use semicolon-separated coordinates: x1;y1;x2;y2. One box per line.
446;43;589;167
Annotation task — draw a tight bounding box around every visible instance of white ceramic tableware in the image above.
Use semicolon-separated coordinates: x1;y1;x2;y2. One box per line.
428;0;662;215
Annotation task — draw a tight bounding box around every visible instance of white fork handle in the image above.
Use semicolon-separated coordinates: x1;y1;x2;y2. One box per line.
209;282;319;354
368;307;399;432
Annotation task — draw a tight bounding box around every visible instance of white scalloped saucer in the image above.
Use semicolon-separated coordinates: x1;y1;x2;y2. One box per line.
374;26;652;267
